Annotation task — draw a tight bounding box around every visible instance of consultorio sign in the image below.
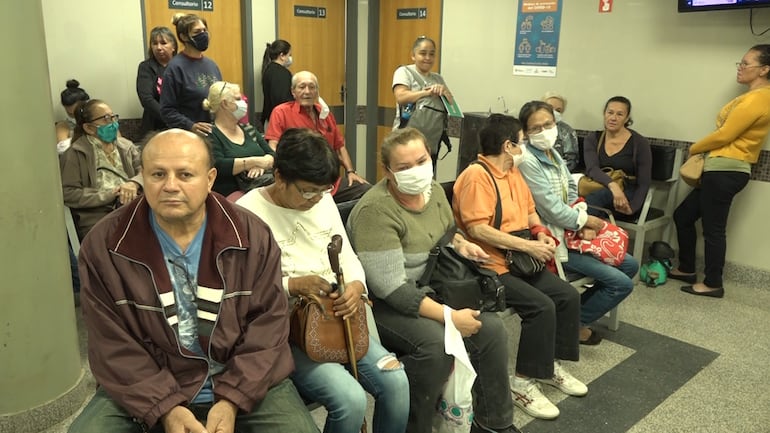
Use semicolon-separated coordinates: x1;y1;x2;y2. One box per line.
168;0;214;12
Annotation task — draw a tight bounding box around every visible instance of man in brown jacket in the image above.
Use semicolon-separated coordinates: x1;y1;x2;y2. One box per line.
68;129;318;433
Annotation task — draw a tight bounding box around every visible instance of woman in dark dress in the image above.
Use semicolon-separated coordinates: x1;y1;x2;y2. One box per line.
136;26;177;139
260;39;293;130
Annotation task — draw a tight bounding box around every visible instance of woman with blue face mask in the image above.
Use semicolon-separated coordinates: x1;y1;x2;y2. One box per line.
204;81;275;198
60;100;143;239
160;13;222;137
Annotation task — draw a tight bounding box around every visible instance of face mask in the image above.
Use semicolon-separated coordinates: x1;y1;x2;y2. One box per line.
95;121;119;143
232;100;248;120
553;111;563;123
284;55;293;67
528;125;558;151
391;161;434;195
66;116;76;127
506;143;528;168
189;31;209;52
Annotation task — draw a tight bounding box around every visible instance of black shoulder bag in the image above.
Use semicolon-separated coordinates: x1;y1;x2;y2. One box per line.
474;161;545;277
418;225;505;312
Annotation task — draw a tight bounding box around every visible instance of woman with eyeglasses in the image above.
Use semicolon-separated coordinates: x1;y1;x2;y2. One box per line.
581;96;652;217
160;13;222;137
203;81;275;198
60;100;143;239
237;128;410;433
136;26;177;139
392;36;453;169
670;44;770;298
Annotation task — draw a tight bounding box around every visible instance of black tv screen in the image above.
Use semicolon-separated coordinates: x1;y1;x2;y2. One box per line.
679;0;770;12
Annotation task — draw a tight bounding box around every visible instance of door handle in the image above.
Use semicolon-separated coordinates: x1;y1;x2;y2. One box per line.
339;85;346;103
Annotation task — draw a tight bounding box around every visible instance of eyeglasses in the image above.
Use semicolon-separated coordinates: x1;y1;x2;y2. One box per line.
218;82;229;98
168;257;197;302
526;120;555;136
87;113;120;123
736;62;763;70
293;183;333;200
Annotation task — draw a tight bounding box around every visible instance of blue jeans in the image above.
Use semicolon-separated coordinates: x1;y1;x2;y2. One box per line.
67;378;318;433
564;252;638;325
585;183;639;217
290;335;409;433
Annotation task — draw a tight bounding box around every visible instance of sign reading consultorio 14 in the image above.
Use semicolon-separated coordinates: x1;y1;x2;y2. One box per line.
168;0;214;12
513;0;562;77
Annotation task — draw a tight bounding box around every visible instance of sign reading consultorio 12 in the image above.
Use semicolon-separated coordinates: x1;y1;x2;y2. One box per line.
168;0;214;12
513;0;562;77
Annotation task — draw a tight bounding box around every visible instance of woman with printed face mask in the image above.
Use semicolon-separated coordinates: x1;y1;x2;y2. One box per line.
136;26;177;139
349;127;521;433
581;96;652;216
60;100;143;239
518;101;637;348
160;13;222;137
204;81;275;197
55;79;90;154
260;39;294;131
452;114;585;422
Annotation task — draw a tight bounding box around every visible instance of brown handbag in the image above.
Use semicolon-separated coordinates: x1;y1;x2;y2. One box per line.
578;168;629;196
680;153;705;187
289;294;369;364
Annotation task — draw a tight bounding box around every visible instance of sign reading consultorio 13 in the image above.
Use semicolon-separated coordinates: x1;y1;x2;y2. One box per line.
168;0;214;12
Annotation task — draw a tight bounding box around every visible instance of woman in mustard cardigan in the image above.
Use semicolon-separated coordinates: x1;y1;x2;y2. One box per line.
671;44;770;298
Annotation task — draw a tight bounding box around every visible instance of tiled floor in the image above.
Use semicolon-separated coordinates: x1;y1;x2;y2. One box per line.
43;277;770;433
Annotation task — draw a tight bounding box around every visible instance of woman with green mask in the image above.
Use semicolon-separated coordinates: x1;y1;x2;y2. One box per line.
60;99;143;239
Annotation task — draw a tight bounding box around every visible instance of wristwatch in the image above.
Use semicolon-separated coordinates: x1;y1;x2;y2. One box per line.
346;169;356;175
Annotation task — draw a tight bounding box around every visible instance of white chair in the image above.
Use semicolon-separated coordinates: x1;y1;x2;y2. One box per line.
64;205;80;257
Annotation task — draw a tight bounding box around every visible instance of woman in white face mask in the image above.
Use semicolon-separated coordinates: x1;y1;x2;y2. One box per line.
542;91;580;172
518;101;638;351
203;81;275;198
581;96;652;216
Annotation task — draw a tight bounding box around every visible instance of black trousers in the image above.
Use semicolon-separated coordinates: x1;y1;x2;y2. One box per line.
499;270;580;379
673;170;749;288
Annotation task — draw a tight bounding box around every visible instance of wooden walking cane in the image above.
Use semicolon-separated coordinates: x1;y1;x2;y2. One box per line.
327;234;367;433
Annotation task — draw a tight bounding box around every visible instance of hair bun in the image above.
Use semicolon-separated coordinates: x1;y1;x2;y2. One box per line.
66;79;80;89
171;12;185;25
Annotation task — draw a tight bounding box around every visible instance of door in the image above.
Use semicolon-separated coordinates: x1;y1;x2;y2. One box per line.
277;0;347;135
143;0;244;90
377;0;442;179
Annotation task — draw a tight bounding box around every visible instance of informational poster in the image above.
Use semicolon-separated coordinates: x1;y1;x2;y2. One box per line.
513;0;562;77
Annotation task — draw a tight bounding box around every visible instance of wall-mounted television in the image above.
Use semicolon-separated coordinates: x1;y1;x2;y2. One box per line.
679;0;770;12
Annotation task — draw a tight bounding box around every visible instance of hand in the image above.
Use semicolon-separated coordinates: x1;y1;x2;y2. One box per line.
288;275;332;297
524;239;555;262
333;281;365;319
450;309;482;337
579;228;597;241
347;172;369;186
114;182;139;205
246;167;264;178
192;122;213;137
585;215;606;230
206;399;238;433
455;239;490;263
161;406;206;433
614;202;633;215
537;232;556;248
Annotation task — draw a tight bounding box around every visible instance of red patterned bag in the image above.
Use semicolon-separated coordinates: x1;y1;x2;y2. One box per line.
564;220;629;266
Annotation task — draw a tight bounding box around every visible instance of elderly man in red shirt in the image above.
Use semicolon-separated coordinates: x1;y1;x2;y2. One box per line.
265;70;370;203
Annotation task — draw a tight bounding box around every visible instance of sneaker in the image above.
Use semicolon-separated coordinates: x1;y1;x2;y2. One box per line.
509;375;559;419
538;361;588;397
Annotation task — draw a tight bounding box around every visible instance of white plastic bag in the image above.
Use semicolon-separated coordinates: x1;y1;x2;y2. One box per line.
433;306;477;433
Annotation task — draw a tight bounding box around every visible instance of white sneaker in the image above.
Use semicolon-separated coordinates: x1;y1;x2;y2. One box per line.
539;361;588;397
510;375;560;419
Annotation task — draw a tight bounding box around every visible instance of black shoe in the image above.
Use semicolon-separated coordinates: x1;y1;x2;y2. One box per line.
680;285;724;298
471;420;524;433
669;272;697;284
580;328;603;345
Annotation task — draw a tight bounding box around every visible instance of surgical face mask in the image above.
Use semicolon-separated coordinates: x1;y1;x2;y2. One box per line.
95;121;119;143
506;142;528;168
232;100;248;120
527;125;558;151
391;161;434;195
190;31;209;51
66;116;77;128
284;55;293;67
553;111;563;123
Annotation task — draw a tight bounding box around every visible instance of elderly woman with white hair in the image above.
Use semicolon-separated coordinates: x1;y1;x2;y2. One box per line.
203;81;275;197
542;91;580;172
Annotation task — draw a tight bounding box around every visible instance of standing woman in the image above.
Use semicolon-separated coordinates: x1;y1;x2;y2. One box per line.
204;81;275;197
136;26;177;139
671;45;770;298
160;13;222;137
261;39;293;130
392;36;453;169
582;96;652;216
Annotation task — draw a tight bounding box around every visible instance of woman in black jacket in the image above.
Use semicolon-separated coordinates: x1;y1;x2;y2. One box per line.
136;26;177;139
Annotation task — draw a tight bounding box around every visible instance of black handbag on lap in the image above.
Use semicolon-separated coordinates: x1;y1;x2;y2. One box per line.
419;226;506;313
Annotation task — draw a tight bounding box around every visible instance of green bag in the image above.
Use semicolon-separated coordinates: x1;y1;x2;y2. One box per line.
640;259;671;287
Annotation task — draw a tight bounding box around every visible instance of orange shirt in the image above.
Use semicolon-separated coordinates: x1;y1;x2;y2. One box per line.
453;154;536;275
